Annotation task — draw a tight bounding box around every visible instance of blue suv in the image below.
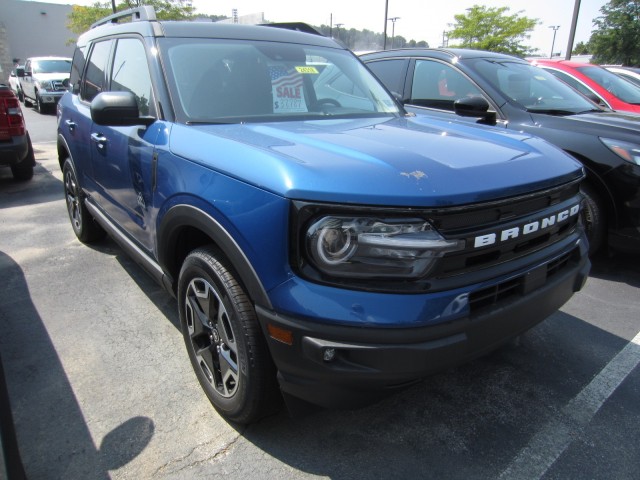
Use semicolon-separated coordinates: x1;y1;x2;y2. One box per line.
57;7;590;424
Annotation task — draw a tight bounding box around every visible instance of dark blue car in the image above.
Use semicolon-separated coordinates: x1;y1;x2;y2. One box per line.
57;8;589;424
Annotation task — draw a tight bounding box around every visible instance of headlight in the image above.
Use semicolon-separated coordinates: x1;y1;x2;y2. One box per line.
37;80;53;90
305;216;464;279
600;137;640;166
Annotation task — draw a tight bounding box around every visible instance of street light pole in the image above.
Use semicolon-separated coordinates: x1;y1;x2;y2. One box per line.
383;0;389;50
335;23;344;41
549;25;560;59
388;17;400;49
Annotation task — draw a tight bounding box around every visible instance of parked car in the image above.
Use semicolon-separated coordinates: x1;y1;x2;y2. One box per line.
0;84;35;180
361;48;640;254
532;59;640;114
58;8;589;424
604;66;640;88
18;56;71;114
8;66;24;102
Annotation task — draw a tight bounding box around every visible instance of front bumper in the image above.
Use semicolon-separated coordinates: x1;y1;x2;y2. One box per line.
37;92;64;104
257;239;590;409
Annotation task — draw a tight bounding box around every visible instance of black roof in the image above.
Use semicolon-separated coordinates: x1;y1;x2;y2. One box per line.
360;48;526;63
78;16;340;50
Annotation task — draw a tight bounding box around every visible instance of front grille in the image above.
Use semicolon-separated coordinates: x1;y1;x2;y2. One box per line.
469;249;576;313
51;80;66;92
430;181;583;279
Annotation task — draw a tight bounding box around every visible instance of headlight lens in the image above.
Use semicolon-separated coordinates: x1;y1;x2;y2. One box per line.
306;216;464;279
600;137;640;166
38;80;53;90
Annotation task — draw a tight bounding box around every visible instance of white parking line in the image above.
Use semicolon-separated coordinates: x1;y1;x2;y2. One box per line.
499;330;640;480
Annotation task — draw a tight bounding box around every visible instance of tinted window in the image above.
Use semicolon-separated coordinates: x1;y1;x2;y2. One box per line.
82;40;112;102
410;60;483;111
366;59;408;94
577;65;640;104
69;47;87;94
544;68;594;97
111;38;154;116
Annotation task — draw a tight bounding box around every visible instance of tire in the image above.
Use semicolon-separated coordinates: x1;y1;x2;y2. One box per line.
62;158;105;243
580;182;606;256
23;95;32;107
11;138;34;181
17;89;24;102
35;93;45;114
178;247;280;424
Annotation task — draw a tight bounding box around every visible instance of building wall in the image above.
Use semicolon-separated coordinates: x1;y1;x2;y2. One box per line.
0;0;75;83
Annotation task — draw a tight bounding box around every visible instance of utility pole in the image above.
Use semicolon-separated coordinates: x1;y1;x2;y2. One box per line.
111;0;116;13
383;0;389;50
549;25;560;58
388;17;400;49
565;0;581;60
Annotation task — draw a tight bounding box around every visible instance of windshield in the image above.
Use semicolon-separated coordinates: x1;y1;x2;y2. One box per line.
576;66;640;105
32;59;71;74
468;59;599;114
159;38;401;123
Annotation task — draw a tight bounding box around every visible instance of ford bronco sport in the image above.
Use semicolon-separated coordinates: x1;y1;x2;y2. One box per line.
57;7;590;424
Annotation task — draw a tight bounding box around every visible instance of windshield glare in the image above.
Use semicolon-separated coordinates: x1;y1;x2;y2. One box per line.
33;59;71;74
577;66;640;105
160;38;400;123
470;59;599;113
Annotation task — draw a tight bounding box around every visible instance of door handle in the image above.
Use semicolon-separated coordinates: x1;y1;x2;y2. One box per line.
90;132;107;149
65;119;76;132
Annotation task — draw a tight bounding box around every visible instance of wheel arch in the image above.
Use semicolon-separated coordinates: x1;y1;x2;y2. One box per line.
563;149;617;227
157;204;272;310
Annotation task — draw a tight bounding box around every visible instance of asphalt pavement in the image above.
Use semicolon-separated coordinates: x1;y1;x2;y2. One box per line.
1;106;639;480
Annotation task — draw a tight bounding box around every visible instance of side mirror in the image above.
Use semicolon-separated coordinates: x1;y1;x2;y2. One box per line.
16;67;25;78
453;96;497;125
91;91;155;127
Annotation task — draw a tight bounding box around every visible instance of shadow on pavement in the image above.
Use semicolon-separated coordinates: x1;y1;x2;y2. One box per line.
0;251;155;479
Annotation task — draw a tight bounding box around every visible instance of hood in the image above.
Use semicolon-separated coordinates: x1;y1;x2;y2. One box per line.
555;110;640;136
169;116;583;207
32;72;69;81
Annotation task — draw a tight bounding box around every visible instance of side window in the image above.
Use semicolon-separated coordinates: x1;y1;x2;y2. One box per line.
69;46;87;95
81;40;112;103
366;59;408;95
111;38;155;117
24;60;31;74
410;60;483;111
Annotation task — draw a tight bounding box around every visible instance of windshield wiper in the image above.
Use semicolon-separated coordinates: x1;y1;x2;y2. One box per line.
526;108;577;116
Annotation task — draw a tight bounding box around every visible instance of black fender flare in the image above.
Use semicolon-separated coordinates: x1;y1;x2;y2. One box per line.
157;204;272;310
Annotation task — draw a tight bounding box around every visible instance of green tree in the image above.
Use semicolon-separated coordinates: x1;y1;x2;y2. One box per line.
572;40;592;55
67;0;194;35
448;5;539;57
590;0;640;65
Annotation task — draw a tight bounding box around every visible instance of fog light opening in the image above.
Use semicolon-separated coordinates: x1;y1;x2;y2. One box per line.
323;347;336;362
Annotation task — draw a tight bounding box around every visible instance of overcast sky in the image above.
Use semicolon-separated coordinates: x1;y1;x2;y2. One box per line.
31;0;608;56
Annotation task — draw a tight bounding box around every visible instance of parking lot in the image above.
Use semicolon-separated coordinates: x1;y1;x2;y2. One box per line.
1;106;639;479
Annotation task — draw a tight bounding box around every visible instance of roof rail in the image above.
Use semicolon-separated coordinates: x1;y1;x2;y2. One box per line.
259;22;324;36
91;6;156;29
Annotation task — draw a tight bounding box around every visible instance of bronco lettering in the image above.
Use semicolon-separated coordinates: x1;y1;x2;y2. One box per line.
474;204;580;248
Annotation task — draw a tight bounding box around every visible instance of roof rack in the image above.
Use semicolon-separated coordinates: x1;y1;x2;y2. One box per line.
259;22;324;36
91;6;156;29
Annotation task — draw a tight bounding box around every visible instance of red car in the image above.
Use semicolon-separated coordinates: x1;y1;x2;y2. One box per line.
532;59;640;114
0;84;34;180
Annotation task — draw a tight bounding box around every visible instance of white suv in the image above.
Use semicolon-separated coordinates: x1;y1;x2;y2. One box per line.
19;56;71;113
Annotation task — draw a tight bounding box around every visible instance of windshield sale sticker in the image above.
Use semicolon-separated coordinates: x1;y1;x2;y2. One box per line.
270;66;308;113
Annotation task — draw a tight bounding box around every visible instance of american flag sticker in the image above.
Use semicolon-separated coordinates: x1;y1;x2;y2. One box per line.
270;66;308;113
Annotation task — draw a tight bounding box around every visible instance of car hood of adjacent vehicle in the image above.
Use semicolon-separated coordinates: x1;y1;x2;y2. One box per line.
532;110;640;138
31;72;69;81
169;116;583;207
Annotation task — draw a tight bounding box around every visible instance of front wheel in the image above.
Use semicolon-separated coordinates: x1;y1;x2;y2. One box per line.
178;247;280;424
580;182;606;255
63;158;105;243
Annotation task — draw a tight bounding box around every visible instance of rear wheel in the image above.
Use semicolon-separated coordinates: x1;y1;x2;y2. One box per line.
580;182;605;255
10;136;34;181
63;158;105;243
178;247;280;424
